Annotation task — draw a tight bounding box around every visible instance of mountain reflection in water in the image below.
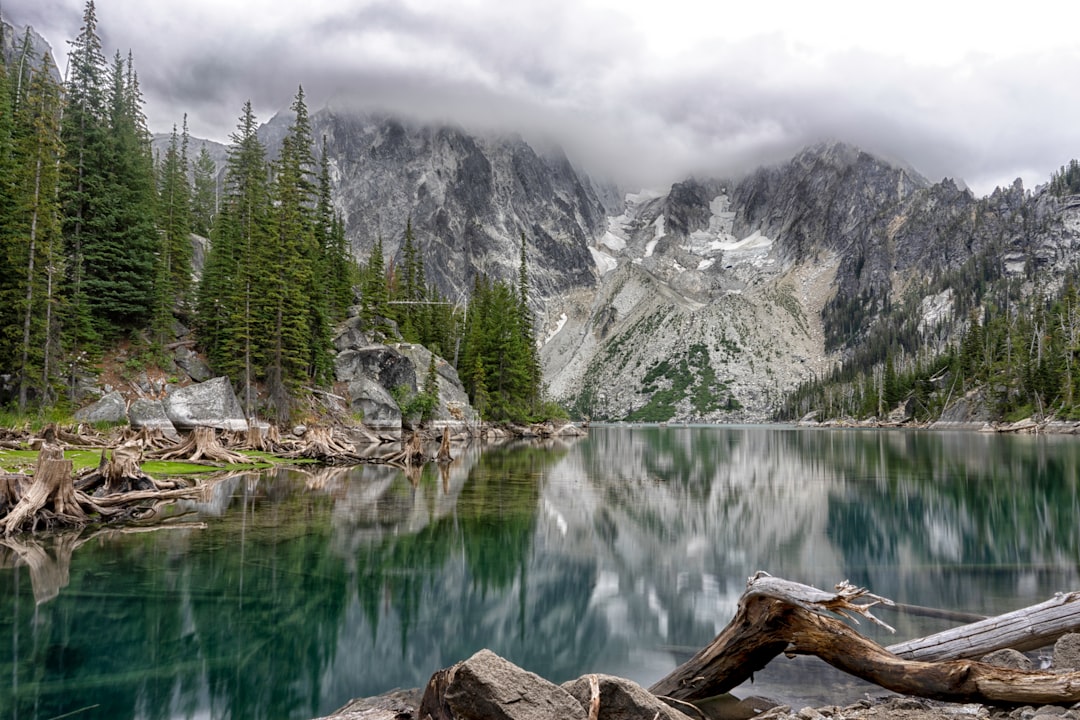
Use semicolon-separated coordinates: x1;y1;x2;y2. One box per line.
2;426;1077;719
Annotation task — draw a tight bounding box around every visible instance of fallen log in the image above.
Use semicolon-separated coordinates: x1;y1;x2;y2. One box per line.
650;573;1080;706
887;591;1080;661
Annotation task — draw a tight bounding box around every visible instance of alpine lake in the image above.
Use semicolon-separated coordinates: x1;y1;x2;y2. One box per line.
2;425;1079;720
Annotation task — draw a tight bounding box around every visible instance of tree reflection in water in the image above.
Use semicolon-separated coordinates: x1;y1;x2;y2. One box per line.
2;428;1079;718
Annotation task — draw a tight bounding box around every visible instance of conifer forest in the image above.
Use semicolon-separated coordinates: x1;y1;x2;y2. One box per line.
0;1;544;425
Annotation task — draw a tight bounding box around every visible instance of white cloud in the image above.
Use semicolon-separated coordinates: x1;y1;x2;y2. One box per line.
13;0;1080;195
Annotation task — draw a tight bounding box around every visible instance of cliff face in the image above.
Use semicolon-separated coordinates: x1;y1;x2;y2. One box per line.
259;109;608;304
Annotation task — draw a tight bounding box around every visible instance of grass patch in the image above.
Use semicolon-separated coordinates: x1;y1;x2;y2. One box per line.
0;448;293;477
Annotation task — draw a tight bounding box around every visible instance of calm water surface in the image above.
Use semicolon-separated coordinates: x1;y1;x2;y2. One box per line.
2;426;1079;719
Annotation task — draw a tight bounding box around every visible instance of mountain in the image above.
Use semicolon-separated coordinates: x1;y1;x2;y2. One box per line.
258;108;610;306
540;142;1080;421
0;20;57;80
164;107;1080;423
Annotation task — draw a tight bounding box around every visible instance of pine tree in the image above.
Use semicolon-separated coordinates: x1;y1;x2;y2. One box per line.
360;236;392;338
60;0;109;355
190;145;217;236
153;122;193;345
265;86;321;418
197;100;272;415
78;49;157;336
10;52;64;410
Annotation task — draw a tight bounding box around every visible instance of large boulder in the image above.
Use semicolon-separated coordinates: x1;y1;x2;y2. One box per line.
336;345;417;394
395;343;479;424
74;391;127;424
419;649;586;720
128;399;180;441
163;377;247;432
562;674;694;720
346;376;402;432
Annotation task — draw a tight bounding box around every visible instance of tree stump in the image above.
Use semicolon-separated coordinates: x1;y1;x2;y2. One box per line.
151;426;247;464
3;444;81;534
436;426;453;463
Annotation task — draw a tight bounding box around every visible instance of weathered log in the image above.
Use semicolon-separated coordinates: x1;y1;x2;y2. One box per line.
650;573;1080;706
887;591;1080;661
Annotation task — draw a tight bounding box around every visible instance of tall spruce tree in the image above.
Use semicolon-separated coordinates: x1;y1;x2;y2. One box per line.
190;145;217;236
10;53;64;409
266;86;320;418
197;100;271;415
60;0;109;353
153;122;194;345
78;49;157;336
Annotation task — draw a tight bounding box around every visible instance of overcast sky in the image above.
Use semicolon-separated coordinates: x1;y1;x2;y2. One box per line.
13;0;1080;195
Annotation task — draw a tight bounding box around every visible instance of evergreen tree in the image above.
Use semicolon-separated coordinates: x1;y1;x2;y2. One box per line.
60;0;109;354
190;145;217;236
9;52;64;409
266;86;321;418
78;49;157;336
197;100;271;415
153;122;193;345
360;236;392;338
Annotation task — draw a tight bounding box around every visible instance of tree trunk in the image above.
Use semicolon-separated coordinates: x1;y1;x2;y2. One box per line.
650;573;1080;706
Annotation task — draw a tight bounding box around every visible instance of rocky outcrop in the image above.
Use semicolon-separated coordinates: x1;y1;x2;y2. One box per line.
128;399;180;441
73;391;127;424
394;344;478;425
163;377;248;432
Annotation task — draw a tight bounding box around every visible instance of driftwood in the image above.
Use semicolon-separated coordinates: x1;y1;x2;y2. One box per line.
650;573;1080;706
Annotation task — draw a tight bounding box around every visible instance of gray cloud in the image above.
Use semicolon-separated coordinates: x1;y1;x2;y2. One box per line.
11;1;1080;196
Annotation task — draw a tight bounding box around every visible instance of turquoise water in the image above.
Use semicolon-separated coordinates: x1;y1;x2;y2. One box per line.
2;426;1078;718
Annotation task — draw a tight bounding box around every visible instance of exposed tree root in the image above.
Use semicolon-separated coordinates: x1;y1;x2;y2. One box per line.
148;426;248;464
382;432;427;469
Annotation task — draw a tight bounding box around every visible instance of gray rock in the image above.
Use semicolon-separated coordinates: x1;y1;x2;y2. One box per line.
128;399;179;441
562;673;693;720
174;345;212;383
333;315;369;353
1054;633;1080;671
163;377;247;432
395;344;479;424
74;391;127;424
981;648;1033;671
346;377;402;431
336;346;417;395
313;689;421;720
420;649;586;720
